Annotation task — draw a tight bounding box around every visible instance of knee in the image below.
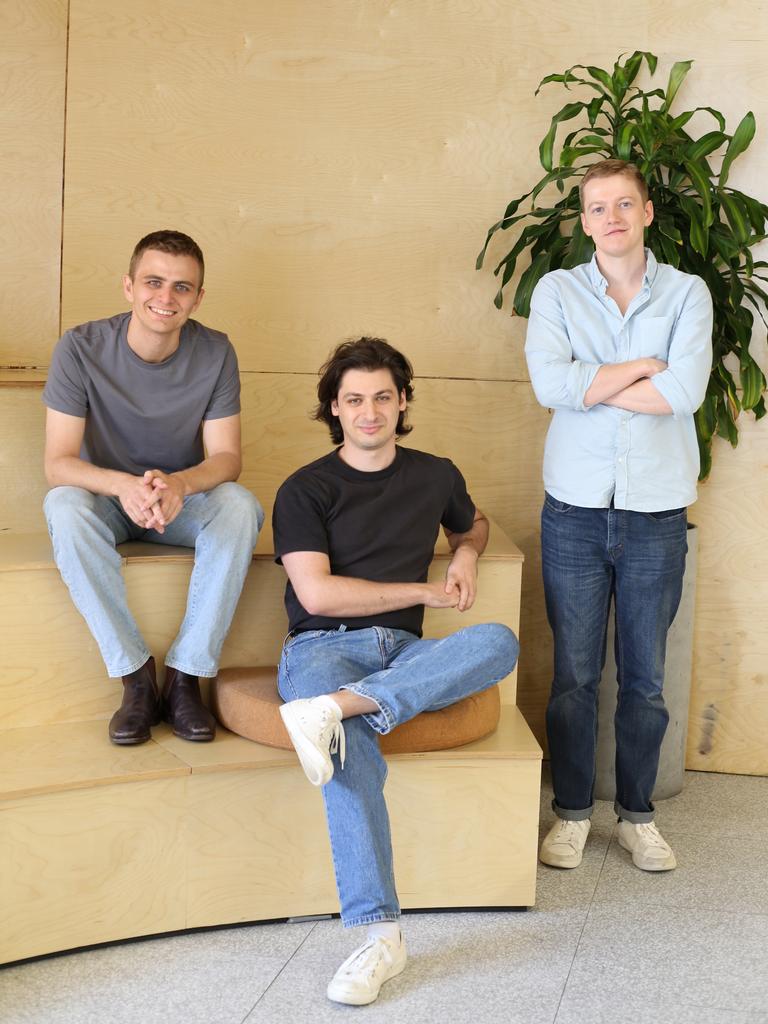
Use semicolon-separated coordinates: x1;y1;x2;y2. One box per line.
43;486;93;532
210;483;264;537
482;622;520;674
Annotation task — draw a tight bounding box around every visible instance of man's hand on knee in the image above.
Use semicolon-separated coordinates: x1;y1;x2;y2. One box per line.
141;470;186;531
115;474;165;529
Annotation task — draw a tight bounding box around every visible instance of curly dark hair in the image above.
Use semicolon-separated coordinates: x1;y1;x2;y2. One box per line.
314;337;415;445
128;230;205;287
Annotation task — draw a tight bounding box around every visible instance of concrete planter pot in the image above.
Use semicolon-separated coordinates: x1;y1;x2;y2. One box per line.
595;522;698;802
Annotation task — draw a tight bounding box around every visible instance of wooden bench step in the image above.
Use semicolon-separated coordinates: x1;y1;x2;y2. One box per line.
1;707;541;963
0;531;523;728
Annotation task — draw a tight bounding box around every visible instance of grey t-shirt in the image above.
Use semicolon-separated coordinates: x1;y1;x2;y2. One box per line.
42;312;240;475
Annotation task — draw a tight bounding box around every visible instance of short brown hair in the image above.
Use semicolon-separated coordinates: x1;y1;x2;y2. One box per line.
314;337;415;446
579;159;649;210
128;230;205;287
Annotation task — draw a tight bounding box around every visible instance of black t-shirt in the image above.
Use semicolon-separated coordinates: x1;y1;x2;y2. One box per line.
272;447;476;636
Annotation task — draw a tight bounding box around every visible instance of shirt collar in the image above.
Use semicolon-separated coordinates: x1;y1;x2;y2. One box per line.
588;247;658;294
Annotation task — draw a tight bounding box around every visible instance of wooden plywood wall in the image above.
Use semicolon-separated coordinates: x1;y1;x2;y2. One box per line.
2;0;767;773
0;0;67;367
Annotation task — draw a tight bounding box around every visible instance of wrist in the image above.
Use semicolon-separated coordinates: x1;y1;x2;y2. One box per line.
109;470;135;498
452;541;480;560
173;470;192;497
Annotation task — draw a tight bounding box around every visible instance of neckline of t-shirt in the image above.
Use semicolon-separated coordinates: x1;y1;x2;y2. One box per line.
326;446;404;482
119;313;188;369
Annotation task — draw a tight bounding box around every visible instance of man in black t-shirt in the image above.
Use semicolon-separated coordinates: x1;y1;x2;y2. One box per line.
272;337;519;1006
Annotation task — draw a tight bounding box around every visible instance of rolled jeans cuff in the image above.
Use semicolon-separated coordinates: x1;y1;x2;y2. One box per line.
339;684;395;734
615;801;655;824
343;912;401;929
552;799;594;822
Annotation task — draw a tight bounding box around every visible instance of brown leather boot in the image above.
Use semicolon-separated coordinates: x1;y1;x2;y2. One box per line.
161;667;216;742
109;657;161;745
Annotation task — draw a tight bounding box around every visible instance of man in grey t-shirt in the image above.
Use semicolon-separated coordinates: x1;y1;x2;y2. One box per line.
43;230;263;745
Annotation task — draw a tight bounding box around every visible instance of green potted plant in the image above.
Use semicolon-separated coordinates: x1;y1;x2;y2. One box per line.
477;50;767;478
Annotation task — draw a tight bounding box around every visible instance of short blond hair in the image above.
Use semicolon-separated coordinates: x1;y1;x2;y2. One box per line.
579;159;649;210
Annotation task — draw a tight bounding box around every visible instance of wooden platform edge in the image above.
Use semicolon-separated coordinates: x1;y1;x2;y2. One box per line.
0;707;541;804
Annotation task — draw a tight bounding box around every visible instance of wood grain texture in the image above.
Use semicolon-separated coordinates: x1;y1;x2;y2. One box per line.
0;513;522;726
61;0;638;380
183;705;540;929
0;389;48;533
686;418;768;775
4;0;768;772
1;776;189;963
1;709;540;961
0;0;67;367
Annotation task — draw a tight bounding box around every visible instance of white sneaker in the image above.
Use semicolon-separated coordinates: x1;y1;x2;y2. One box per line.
279;696;345;786
539;818;591;868
327;935;407;1006
617;820;677;871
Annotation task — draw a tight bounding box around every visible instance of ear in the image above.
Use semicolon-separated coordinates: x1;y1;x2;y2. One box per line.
122;274;134;303
580;211;592;238
191;286;205;313
331;398;340;417
644;199;654;228
398;389;407;411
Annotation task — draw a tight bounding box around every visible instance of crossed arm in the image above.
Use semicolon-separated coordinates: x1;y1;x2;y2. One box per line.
583;358;673;414
281;508;489;618
44;409;242;532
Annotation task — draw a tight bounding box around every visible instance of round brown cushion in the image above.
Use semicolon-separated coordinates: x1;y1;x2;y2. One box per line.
212;666;500;754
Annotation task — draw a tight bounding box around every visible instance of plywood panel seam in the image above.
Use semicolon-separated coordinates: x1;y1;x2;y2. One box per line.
58;0;72;339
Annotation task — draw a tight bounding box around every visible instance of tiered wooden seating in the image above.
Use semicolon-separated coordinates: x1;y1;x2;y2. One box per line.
0;378;541;965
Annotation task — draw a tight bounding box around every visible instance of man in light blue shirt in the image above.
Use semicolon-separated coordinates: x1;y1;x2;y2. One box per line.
525;159;713;873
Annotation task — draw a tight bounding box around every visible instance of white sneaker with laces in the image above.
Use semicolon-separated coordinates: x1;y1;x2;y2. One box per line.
279;696;345;786
617;820;677;871
326;935;407;1006
539;817;591;868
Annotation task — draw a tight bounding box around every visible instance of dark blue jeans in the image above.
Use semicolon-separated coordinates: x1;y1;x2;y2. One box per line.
541;494;688;823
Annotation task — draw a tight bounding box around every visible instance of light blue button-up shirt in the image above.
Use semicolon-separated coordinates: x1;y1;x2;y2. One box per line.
525;250;713;512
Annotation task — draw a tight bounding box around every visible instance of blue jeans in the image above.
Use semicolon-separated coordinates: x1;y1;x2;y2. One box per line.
541;494;687;824
278;622;519;927
43;483;263;678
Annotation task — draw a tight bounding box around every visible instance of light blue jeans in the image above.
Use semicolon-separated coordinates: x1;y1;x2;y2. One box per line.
277;622;519;927
43;483;263;678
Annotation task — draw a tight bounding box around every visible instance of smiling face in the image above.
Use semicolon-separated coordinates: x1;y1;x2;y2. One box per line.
580;173;654;261
330;367;406;460
122;249;204;352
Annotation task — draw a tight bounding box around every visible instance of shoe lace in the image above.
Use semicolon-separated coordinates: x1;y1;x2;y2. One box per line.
635;822;667;848
318;710;346;770
343;939;388;979
553;820;585;847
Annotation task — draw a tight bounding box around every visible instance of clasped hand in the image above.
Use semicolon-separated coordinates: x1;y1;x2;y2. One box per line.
118;470;185;532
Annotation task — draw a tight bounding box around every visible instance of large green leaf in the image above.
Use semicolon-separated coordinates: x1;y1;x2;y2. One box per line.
513;253;552;317
679;195;709;256
616;122;635;160
663;60;694;111
585;65;614;92
740;353;767;409
686;131;727;162
718;190;750;245
720;111;756;186
539;102;586;171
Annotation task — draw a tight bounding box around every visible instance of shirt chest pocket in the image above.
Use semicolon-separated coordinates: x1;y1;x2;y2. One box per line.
630;316;675;359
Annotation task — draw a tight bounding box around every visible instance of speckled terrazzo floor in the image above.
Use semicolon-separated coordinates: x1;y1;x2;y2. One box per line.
1;768;766;1024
